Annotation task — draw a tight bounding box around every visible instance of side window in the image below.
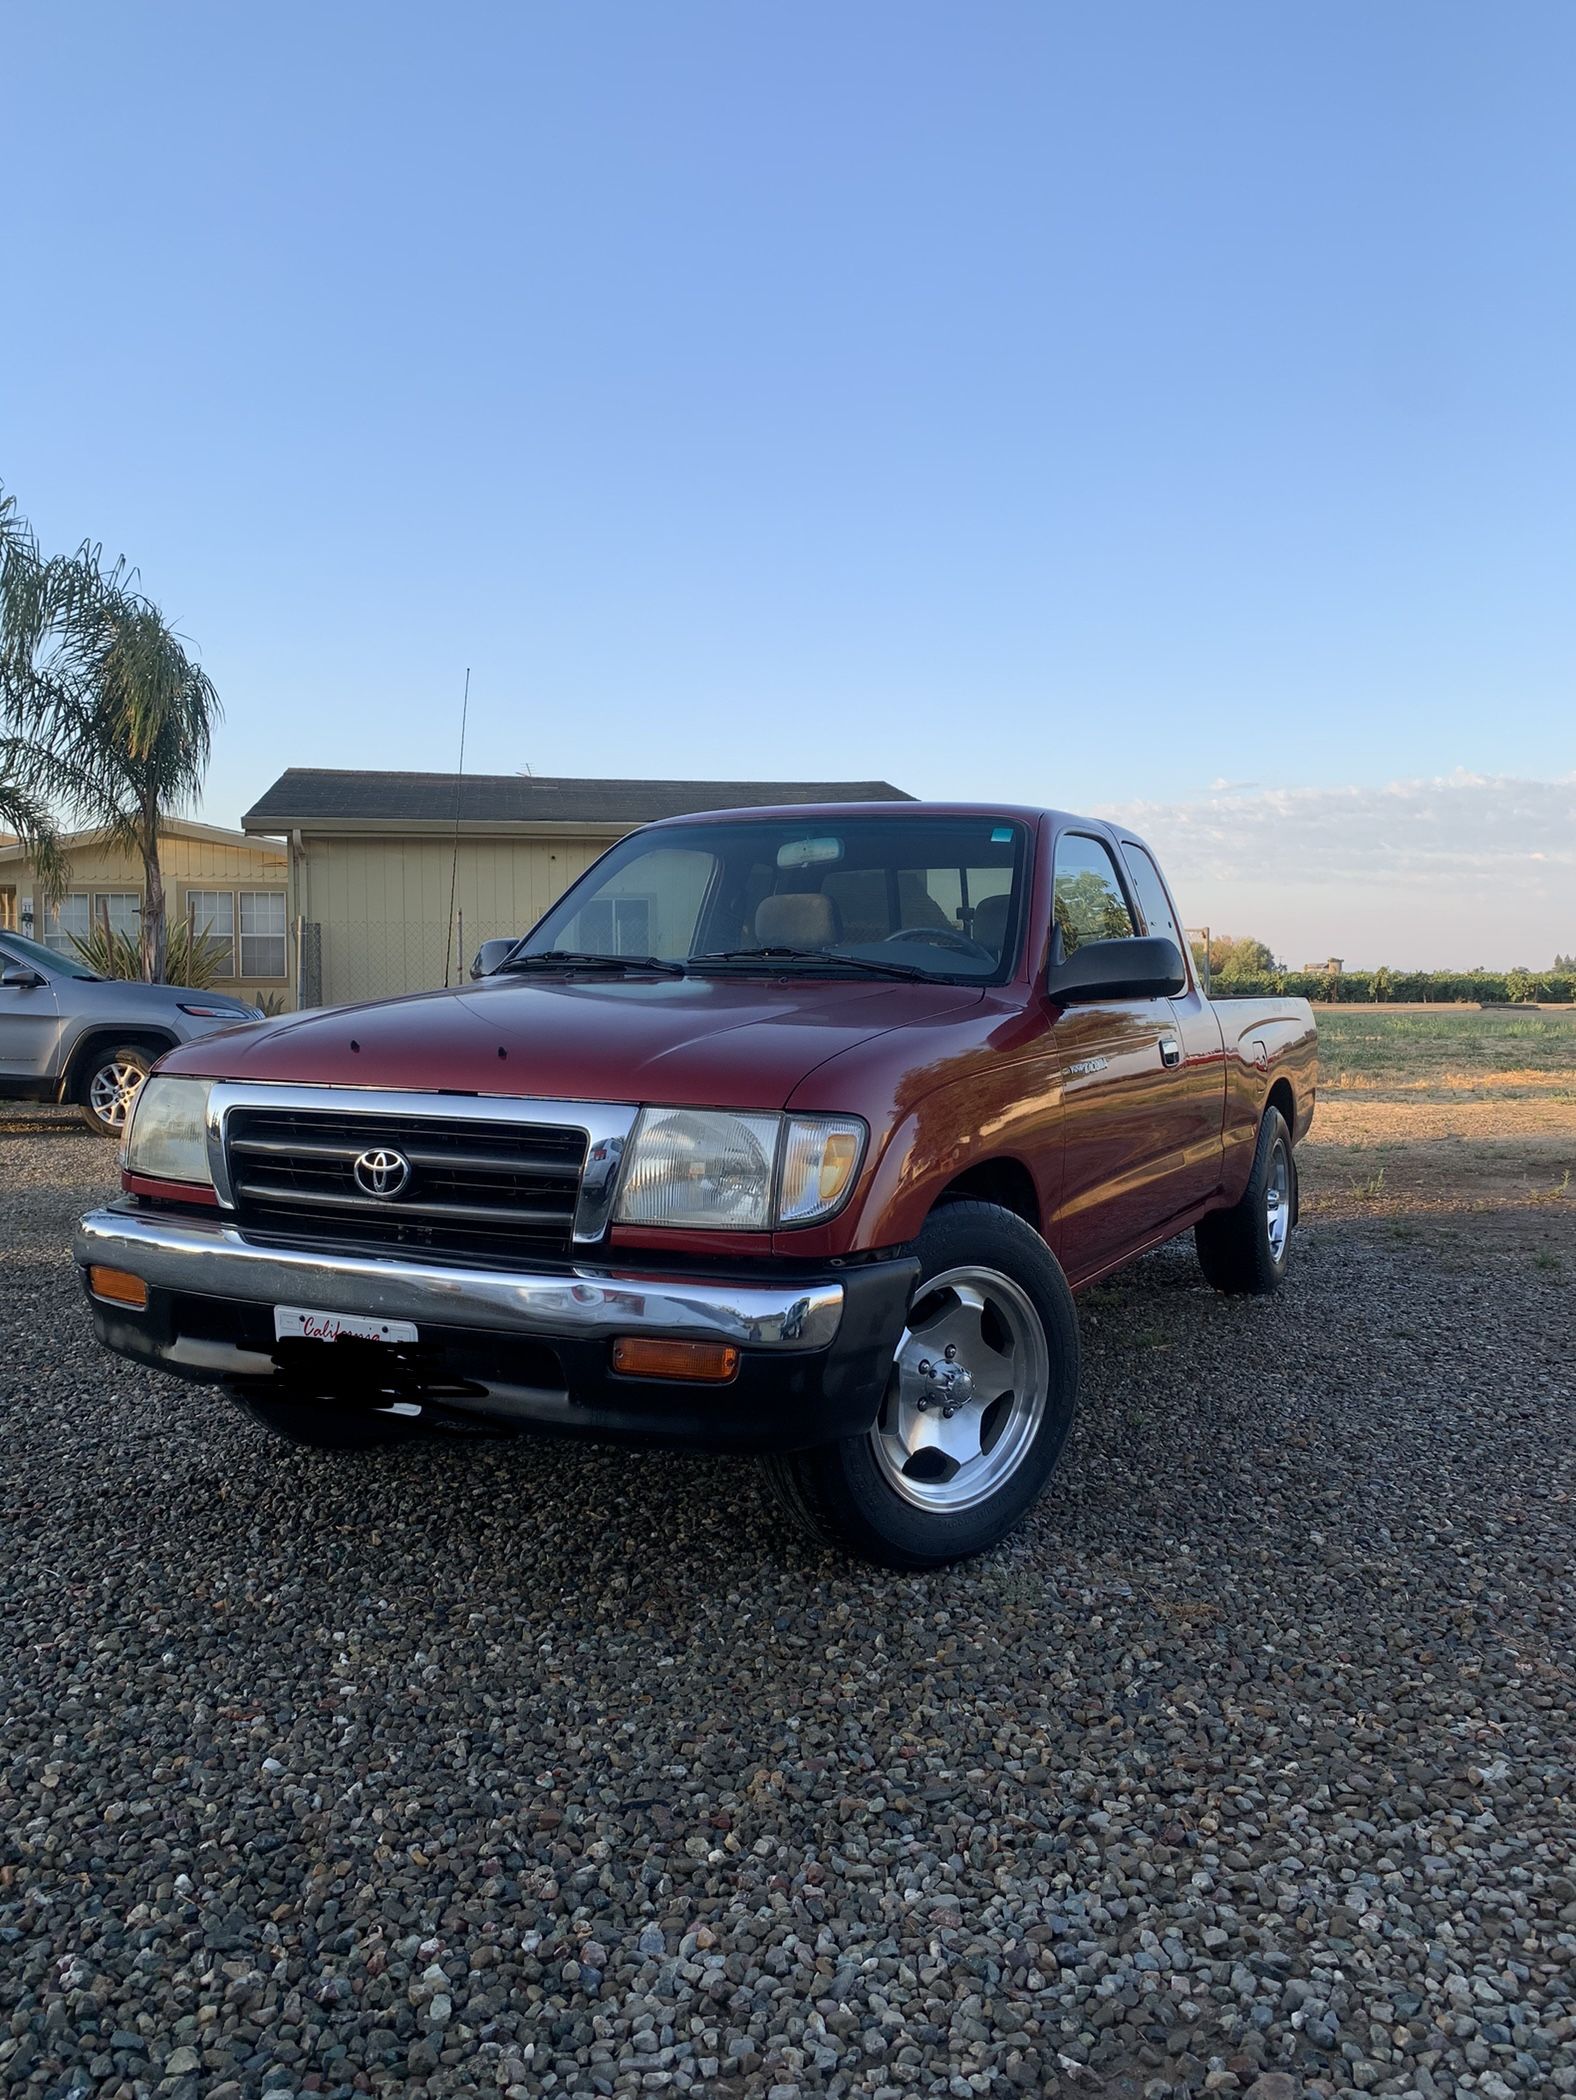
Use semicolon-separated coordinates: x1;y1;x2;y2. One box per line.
1053;834;1135;953
1120;844;1182;951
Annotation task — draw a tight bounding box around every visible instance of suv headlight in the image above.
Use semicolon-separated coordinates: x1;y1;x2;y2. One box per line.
614;1108;866;1232
124;1077;215;1186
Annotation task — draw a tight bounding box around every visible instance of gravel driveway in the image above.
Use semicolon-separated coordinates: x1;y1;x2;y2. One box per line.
2;1117;1572;2100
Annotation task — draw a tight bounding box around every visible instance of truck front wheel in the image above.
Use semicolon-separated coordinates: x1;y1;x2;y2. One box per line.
1195;1105;1295;1295
763;1201;1081;1569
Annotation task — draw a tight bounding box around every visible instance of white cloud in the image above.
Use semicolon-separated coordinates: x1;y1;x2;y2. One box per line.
1095;770;1576;969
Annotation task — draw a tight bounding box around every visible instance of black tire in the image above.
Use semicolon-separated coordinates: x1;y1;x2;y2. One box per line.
228;1389;424;1449
763;1200;1081;1569
1195;1105;1295;1295
77;1042;154;1138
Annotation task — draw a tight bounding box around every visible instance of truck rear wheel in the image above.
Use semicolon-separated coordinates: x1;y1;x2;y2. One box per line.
1195;1105;1295;1295
763;1200;1080;1568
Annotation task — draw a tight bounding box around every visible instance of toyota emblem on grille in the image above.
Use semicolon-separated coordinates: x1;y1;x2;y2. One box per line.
353;1147;411;1199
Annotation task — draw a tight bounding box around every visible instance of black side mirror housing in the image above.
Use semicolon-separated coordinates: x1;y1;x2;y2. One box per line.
470;937;517;981
1047;935;1186;1004
1;963;46;990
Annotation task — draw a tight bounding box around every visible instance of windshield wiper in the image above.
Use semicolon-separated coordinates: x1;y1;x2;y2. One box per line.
498;950;689;977
692;946;936;982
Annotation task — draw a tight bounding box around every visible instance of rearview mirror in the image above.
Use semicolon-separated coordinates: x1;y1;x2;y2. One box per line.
470;937;517;980
1047;935;1186;1004
1;963;47;990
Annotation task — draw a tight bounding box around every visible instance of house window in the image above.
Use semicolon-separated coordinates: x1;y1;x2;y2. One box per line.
184;887;288;980
187;890;236;973
574;895;654;956
41;891;140;955
240;891;287;978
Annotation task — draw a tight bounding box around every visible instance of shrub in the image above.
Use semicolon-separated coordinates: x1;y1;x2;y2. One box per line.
70;918;230;990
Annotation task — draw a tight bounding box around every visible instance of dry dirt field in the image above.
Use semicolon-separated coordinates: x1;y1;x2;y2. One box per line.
1302;1006;1576;1230
0;1013;1571;2100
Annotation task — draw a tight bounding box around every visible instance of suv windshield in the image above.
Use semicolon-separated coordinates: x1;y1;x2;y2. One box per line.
514;815;1029;983
0;929;99;979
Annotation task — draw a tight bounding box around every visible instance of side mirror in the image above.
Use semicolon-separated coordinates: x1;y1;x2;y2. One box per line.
470;937;517;980
1047;935;1186;1004
1;963;46;990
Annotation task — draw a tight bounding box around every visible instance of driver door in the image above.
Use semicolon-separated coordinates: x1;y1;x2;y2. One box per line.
0;942;65;1082
1044;834;1193;1283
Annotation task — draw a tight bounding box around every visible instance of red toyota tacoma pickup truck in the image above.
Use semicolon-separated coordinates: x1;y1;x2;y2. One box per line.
76;803;1315;1566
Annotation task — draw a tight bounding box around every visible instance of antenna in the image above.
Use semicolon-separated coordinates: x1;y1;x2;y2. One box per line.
444;667;470;988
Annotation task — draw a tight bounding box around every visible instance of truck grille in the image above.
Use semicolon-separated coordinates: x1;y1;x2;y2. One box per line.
225;1106;588;1262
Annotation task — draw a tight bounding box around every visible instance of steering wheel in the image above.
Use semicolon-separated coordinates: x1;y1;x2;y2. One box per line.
881;925;995;962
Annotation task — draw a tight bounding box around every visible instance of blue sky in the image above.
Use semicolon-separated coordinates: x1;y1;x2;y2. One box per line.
5;2;1573;964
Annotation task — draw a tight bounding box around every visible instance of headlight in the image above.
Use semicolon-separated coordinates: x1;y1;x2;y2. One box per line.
124;1077;215;1185
614;1108;866;1232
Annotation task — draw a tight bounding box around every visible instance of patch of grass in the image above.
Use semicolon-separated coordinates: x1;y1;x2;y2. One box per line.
1318;1008;1576;1089
1533;1250;1561;1272
1349;1166;1387;1199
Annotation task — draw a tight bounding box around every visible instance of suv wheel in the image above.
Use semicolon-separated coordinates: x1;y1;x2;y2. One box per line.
763;1200;1081;1568
79;1043;154;1138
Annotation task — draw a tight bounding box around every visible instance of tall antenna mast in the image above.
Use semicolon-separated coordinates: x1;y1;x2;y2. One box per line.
444;667;471;987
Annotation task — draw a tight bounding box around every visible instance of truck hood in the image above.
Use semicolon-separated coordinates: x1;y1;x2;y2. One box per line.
156;973;985;1109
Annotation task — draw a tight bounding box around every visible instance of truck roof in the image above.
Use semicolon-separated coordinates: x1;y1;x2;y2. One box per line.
647;799;1057;828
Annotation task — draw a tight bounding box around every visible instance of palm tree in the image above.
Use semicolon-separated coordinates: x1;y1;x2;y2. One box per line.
0;744;68;903
0;492;69;904
0;483;220;981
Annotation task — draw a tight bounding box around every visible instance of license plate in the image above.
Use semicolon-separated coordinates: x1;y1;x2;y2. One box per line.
273;1306;419;1345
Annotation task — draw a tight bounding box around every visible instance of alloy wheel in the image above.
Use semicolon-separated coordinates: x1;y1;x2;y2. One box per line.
872;1265;1050;1513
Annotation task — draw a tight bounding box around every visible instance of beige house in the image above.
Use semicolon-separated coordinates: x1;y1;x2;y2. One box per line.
0;819;290;1006
241;770;909;1009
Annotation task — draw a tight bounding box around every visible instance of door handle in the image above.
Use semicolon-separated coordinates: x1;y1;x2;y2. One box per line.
1159;1037;1182;1068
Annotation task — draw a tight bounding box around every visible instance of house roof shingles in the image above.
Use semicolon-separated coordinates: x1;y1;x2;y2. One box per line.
243;770;912;833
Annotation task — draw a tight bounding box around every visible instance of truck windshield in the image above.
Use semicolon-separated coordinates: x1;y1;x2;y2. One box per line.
513;816;1030;983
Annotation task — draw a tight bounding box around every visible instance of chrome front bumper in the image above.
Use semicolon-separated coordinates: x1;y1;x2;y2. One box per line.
74;1206;845;1351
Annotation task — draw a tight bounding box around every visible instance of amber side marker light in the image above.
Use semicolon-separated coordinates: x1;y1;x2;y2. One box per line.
612;1337;740;1383
89;1266;149;1310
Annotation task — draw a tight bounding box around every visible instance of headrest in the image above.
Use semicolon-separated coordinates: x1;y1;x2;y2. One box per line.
971;892;1011;952
755;892;840;950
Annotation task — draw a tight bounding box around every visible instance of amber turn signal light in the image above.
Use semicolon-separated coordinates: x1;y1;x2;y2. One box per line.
612;1337;740;1383
89;1266;149;1310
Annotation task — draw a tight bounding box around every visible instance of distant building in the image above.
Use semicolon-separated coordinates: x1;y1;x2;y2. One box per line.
0;819;289;1004
241;770;912;1008
1301;957;1344;975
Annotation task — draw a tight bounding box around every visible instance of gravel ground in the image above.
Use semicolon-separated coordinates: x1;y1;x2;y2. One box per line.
2;1114;1572;2100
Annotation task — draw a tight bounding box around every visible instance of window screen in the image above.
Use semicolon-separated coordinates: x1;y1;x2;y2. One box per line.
188;891;236;973
42;894;91;955
239;892;287;978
